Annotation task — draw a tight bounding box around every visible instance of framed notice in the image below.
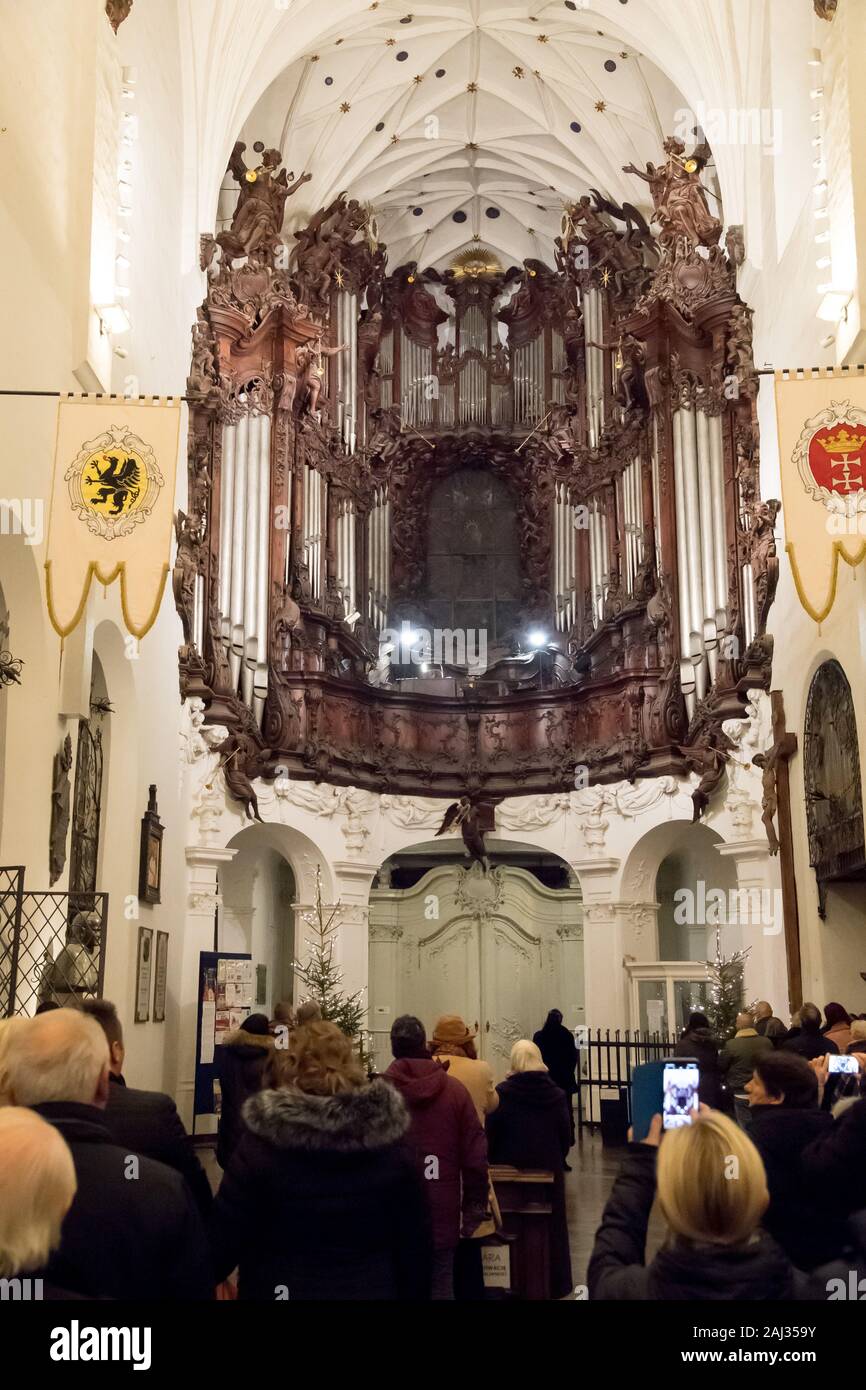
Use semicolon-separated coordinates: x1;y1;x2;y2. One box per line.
152;930;169;1023
134;926;154;1023
481;1243;511;1290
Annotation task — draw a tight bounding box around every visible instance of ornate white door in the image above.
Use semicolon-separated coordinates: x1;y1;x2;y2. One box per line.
480;916;545;1078
408;916;482;1035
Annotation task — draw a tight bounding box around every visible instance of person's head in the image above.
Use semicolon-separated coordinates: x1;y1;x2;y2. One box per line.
0;1108;77;1277
509;1040;547;1074
80;998;124;1075
34;1001;60;1017
431;1015;477;1059
686;1012;710;1032
295;1001;322;1027
268;1021;365;1097
241;1013;271;1037
754;1001;772;1023
657;1110;769;1246
272;1001;295;1028
745;1052;818;1109
763;1016;788;1042
849;1019;866;1043
735;1011;754;1031
0;1009;109;1109
799;1002;823;1034
544;1009;563;1028
390;1015;428;1061
824;1002;851;1030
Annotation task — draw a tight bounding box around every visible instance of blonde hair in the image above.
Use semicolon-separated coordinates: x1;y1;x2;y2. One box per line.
0;1108;76;1276
0;1009;108;1107
509;1039;547;1074
657;1110;768;1246
849;1019;866;1042
268;1020;365;1096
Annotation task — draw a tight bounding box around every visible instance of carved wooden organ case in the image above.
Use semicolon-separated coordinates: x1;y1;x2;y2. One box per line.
177;189;778;805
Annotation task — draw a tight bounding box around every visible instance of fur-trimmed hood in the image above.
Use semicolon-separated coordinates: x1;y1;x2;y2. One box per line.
220;1029;274;1057
242;1078;409;1153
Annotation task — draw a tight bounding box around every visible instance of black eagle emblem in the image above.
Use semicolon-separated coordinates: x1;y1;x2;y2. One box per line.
85;454;142;515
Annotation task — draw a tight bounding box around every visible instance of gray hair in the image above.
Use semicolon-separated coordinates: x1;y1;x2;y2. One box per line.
0;1009;108;1107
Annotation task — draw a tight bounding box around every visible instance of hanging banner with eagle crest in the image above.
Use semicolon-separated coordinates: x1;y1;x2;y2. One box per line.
774;368;866;623
45;395;182;638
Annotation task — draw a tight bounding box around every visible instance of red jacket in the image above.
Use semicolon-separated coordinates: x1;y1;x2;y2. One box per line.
384;1057;489;1250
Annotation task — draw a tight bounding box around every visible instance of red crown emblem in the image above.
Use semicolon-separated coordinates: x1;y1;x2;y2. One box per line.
807;421;866;496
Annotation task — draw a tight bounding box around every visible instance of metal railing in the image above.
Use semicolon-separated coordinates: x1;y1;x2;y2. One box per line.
0;867;108;1018
576;1028;680;1134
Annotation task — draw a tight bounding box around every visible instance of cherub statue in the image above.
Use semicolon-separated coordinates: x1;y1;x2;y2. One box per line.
297;337;349;416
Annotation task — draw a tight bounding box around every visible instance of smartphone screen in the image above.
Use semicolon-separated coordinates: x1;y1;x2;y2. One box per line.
828;1054;860;1075
662;1061;700;1129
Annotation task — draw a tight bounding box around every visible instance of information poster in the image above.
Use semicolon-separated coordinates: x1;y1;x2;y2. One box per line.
192;951;253;1134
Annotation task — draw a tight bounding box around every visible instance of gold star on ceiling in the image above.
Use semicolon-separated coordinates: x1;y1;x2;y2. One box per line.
390;134;400;144
513;66;525;78
467;82;478;93
385;37;396;46
413;74;423;84
537;34;549;43
309;54;319;62
465;141;478;151
340;102;351;113
595;100;607;112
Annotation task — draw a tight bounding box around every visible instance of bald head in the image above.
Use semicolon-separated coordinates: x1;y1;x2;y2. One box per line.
736;1011;755;1030
754;1001;772;1021
0;1008;109;1109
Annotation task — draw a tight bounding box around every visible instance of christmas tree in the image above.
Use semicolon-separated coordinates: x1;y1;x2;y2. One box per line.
705;931;751;1040
292;866;371;1063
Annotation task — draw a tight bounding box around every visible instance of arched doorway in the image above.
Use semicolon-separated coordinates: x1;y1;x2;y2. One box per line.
221;825;297;1018
368;839;583;1078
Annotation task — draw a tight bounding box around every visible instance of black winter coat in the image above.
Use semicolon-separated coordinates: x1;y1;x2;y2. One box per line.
674;1027;724;1109
215;1030;273;1168
486;1071;572;1298
210;1079;433;1300
104;1073;213;1220
781;1030;839;1061
801;1095;866;1221
588;1146;808;1300
532;1023;578;1097
33;1102;213;1300
748;1105;847;1270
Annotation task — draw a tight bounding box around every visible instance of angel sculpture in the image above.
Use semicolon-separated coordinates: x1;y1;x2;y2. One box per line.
215;731;280;823
436;796;489;871
218;142;311;262
677;732;732;823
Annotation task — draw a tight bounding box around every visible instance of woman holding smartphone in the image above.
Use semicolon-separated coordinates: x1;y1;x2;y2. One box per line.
587;1109;809;1299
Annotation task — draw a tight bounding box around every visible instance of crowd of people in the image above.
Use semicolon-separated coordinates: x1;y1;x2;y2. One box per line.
589;999;866;1299
0;994;864;1302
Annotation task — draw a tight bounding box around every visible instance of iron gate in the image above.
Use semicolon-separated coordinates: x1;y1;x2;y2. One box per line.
0;866;108;1017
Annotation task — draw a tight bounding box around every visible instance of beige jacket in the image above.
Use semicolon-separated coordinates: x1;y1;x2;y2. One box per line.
432;1052;499;1124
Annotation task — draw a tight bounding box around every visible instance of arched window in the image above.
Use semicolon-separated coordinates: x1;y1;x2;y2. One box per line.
804;659;865;918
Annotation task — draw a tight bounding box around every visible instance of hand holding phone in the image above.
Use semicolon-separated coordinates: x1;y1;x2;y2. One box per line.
662;1060;700;1129
828;1053;860;1075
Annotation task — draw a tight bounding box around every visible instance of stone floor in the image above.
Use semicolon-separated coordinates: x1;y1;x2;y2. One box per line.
201;1124;665;1292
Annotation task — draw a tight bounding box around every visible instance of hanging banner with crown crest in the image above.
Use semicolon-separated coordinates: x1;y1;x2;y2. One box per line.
45;395;182;639
774;368;866;623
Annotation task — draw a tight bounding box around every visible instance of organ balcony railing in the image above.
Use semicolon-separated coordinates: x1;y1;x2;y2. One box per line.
176;148;778;802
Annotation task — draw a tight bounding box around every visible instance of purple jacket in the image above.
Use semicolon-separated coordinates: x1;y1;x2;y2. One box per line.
385;1057;489;1250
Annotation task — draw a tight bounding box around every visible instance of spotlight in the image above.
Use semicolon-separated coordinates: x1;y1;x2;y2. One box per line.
527;629;547;649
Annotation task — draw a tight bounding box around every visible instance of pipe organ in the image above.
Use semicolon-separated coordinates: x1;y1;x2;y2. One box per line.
178;145;778;801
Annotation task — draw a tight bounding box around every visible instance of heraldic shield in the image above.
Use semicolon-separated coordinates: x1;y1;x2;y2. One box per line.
46;397;181;638
774;370;866;623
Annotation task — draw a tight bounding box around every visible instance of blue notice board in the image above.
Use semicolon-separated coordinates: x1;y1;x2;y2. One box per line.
193;950;253;1132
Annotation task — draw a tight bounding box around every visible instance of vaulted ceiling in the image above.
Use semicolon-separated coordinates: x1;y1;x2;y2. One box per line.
229;0;694;272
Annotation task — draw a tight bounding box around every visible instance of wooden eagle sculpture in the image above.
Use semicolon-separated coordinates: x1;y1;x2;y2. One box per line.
435;796;490;871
